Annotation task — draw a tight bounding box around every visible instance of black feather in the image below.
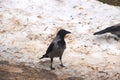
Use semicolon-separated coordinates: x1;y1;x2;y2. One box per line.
57;39;66;49
40;29;71;70
40;43;54;59
94;27;112;35
94;23;120;35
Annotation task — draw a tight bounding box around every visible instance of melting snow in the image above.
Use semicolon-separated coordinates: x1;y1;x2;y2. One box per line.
0;0;120;79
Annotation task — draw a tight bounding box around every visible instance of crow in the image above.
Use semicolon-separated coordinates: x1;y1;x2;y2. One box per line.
94;23;120;38
40;29;71;70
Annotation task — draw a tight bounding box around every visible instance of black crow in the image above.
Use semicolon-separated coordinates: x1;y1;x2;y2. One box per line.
40;29;71;70
94;23;120;37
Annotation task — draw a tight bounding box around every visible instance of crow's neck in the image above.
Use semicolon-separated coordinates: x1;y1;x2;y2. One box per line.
58;35;66;46
59;35;65;40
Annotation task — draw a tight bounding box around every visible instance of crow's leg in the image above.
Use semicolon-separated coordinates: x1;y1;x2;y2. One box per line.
50;58;55;70
59;56;65;67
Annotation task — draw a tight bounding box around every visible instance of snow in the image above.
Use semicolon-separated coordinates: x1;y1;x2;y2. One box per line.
0;0;120;79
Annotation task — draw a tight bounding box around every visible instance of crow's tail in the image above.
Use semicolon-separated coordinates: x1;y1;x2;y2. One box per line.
40;56;44;59
40;55;49;59
93;28;111;35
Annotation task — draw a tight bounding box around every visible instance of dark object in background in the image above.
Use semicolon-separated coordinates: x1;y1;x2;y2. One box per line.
98;0;120;6
94;23;120;38
40;29;71;70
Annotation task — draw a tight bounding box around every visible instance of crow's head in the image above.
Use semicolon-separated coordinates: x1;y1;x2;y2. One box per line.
57;29;71;38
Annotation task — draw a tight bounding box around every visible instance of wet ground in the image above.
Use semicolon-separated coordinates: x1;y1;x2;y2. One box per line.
0;61;84;80
0;61;57;80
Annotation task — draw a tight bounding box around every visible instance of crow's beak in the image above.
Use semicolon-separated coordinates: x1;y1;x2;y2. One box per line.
65;31;71;34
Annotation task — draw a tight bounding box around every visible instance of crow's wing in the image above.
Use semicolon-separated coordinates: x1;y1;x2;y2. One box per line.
46;42;54;55
40;42;54;59
104;24;120;33
94;23;120;35
110;23;120;32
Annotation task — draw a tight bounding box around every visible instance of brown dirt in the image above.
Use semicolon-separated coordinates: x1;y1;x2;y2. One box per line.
0;61;84;80
0;61;58;80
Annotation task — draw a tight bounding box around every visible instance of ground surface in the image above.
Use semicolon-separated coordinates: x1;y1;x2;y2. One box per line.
0;0;120;80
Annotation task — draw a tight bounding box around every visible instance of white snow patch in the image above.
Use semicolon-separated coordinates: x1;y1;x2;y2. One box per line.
0;0;120;79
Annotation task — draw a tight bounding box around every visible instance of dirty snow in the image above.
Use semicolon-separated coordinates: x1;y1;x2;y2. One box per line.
0;0;120;79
